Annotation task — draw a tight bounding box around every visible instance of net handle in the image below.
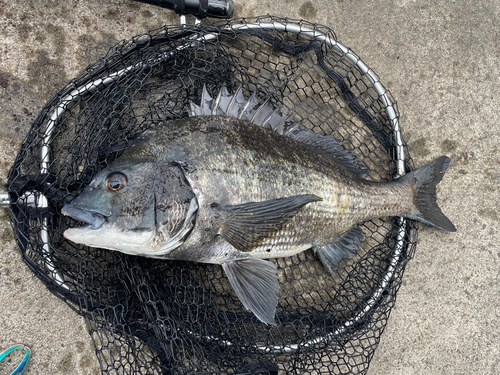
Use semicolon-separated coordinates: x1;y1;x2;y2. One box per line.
132;0;234;19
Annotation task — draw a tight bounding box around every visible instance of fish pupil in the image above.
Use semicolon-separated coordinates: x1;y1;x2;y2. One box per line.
106;172;127;192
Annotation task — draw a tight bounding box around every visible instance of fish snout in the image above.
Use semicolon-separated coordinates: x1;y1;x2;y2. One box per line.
61;203;106;230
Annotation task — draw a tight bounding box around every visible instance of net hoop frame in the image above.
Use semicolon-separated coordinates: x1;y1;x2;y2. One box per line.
18;20;408;355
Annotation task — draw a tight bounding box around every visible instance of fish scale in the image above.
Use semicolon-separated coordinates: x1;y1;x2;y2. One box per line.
172;118;411;259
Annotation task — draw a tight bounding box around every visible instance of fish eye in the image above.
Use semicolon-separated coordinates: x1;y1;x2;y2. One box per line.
105;172;127;192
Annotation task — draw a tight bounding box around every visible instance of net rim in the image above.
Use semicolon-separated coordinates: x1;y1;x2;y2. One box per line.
14;18;410;355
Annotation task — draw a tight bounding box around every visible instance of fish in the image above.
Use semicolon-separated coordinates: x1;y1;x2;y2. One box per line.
61;86;456;325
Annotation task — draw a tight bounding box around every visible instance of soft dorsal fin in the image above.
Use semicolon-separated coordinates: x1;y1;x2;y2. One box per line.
212;194;321;252
190;85;366;176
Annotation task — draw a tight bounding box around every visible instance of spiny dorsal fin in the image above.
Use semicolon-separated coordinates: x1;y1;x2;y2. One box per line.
190;85;366;176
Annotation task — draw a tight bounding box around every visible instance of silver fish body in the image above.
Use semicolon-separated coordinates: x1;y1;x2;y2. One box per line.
62;88;455;325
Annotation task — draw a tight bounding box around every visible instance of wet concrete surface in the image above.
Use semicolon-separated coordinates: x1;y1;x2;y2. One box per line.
1;0;499;373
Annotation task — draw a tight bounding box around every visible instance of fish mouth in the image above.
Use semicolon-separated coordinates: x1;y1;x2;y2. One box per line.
61;203;107;230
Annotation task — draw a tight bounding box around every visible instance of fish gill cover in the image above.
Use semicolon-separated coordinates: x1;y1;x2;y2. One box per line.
7;16;417;375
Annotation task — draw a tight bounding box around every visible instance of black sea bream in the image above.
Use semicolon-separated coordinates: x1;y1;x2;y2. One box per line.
62;86;456;324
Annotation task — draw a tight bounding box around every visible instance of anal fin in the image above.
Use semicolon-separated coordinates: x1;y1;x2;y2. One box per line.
222;257;279;325
315;226;365;278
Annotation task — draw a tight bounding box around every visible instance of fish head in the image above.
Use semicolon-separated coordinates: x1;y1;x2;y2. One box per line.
62;158;196;256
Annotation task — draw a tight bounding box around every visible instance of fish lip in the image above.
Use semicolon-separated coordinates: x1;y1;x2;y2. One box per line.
61;203;107;230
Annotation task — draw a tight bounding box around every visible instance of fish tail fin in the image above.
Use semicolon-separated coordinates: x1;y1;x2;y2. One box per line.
404;156;456;232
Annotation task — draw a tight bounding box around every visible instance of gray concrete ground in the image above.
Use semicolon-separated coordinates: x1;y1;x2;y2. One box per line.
0;0;498;374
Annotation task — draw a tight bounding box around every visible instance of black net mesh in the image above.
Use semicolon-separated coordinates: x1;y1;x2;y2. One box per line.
6;16;418;375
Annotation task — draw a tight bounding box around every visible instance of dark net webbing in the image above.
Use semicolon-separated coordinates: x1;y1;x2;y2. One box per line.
7;16;417;375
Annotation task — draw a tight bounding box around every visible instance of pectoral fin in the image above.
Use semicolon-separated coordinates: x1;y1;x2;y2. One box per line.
212;194;321;252
315;226;365;278
222;257;279;325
